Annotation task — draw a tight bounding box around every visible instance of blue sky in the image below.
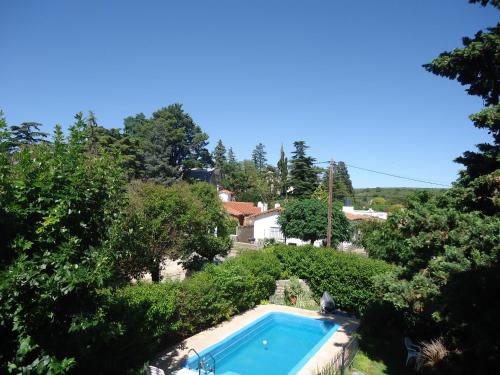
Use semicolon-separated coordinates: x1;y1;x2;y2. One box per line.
1;0;497;187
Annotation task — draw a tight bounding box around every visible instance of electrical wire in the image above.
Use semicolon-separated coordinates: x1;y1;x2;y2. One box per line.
313;160;451;187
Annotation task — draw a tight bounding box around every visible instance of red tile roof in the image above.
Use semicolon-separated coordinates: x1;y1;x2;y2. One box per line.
246;206;283;219
223;202;262;216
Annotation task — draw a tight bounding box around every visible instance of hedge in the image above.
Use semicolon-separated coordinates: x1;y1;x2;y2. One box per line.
269;244;395;315
102;251;281;373
103;246;391;373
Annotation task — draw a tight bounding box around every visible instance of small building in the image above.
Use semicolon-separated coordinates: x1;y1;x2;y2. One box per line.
243;204;322;247
184;167;221;186
218;189;234;202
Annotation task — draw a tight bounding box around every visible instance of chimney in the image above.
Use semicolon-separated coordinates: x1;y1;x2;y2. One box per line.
257;201;267;212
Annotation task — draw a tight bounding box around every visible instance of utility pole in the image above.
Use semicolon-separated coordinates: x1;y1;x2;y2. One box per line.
327;159;334;248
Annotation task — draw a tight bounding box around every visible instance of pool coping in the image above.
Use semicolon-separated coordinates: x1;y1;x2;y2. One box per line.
153;304;359;375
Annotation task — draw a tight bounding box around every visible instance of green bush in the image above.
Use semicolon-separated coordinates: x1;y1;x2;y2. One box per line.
176;251;280;334
270;244;394;315
100;250;281;373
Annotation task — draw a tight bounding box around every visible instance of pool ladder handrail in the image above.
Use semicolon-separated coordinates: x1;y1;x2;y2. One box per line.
187;348;216;375
187;348;201;375
202;353;216;375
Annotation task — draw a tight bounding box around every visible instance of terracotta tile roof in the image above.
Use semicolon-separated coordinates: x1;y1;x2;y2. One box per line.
247;206;283;219
223;202;262;216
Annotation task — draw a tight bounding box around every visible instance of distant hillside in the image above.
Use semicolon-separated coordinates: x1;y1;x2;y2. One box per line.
354;187;447;208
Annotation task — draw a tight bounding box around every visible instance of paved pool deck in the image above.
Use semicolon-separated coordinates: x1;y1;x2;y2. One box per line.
152;304;359;374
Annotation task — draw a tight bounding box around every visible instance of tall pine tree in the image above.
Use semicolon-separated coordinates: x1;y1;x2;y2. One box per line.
289;141;318;197
213;139;226;169
252;142;267;172
277;144;288;196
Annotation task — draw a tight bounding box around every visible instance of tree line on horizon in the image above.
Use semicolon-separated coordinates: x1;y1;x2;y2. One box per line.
1;104;357;205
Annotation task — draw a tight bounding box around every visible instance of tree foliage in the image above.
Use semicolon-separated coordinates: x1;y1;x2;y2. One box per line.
124;104;212;184
363;4;500;372
213;139;226;169
278;199;350;245
251;142;267;172
0;115;127;374
112;181;232;280
424;24;500;181
277;145;288;196
289;141;318;197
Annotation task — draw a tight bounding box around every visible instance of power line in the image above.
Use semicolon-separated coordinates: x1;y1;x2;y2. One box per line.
313;160;451;187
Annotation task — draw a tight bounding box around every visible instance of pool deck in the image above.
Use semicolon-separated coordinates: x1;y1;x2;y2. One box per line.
152;304;359;374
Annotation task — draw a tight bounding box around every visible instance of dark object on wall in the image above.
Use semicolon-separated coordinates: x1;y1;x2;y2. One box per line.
320;291;336;314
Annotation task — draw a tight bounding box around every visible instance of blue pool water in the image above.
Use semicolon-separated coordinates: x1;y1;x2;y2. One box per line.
185;312;339;375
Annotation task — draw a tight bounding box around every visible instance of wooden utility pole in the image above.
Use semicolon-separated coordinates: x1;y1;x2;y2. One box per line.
327;159;334;248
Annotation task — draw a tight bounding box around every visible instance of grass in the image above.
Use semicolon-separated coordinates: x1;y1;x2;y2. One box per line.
349;351;388;375
314;331;417;375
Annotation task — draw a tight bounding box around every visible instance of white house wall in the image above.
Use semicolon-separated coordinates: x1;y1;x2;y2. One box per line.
253;212;322;247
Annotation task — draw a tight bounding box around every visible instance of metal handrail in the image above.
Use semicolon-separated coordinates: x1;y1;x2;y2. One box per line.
187;348;201;375
202;353;216;374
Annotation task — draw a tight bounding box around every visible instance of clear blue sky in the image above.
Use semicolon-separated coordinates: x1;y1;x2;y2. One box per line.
1;0;497;188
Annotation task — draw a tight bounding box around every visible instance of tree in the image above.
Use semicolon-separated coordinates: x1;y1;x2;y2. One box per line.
252;142;267;172
113;181;232;280
363;3;500;372
227;147;236;164
278;199;350;245
423;24;500;181
0;114;127;374
321;161;354;203
123;112;147;137
289;141;318;197
277;145;288;196
94;126;144;179
213;139;227;169
124;104;212;184
9;122;48;149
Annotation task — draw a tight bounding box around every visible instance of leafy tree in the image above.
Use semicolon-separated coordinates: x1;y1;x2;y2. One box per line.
289;141;318;197
113;181;232;280
278;199;350;245
213;139;227;169
124;104;212;184
0;115;127;374
277;145;288;196
251;142;267;172
185;182;233;270
123;112;147;137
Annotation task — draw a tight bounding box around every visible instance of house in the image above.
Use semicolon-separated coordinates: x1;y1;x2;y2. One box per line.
242;204;322;247
244;205;284;241
223;201;262;225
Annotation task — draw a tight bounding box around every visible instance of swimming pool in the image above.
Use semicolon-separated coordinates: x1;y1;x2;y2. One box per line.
184;312;340;375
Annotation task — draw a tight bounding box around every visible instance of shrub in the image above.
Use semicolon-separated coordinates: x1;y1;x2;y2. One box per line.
176;251;280;334
418;338;449;370
270;244;394;315
97;283;180;374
